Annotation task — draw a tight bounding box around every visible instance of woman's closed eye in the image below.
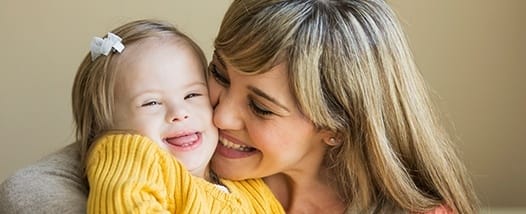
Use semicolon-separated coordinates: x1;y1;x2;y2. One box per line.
249;99;274;117
209;63;230;86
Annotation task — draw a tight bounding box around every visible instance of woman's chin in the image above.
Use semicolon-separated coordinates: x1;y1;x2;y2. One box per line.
210;156;250;180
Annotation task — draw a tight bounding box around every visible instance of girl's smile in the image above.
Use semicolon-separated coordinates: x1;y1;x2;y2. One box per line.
164;131;202;151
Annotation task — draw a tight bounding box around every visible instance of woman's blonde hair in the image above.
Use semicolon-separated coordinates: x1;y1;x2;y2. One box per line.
72;19;207;169
215;0;478;213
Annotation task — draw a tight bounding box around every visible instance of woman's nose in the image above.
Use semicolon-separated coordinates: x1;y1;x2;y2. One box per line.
212;90;244;130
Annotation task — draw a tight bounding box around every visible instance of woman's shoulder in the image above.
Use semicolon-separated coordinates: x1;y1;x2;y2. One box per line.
0;142;88;213
423;205;453;214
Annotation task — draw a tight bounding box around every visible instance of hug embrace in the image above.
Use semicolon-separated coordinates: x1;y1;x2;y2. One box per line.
0;0;478;213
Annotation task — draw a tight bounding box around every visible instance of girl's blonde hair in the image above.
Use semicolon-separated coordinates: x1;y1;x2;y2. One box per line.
72;19;207;169
215;0;478;213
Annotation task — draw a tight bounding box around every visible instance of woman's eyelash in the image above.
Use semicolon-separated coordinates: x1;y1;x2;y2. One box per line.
208;62;273;117
249;99;274;116
209;64;229;85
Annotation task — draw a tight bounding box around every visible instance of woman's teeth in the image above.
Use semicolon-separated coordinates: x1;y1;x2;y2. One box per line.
219;136;253;152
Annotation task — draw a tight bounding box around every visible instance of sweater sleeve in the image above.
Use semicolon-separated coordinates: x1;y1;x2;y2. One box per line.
86;134;182;214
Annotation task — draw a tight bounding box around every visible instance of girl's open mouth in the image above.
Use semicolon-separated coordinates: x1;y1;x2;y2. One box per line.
164;132;201;151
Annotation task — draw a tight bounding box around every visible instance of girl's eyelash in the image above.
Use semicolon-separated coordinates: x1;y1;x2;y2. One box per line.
141;101;161;107
249;99;274;116
185;93;202;99
209;64;230;85
140;92;202;108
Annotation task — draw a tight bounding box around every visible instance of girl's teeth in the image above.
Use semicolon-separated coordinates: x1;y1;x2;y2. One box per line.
219;136;252;152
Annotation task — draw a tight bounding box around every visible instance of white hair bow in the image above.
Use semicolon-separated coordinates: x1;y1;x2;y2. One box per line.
90;32;125;61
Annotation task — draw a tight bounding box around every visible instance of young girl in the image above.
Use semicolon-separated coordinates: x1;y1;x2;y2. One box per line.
0;1;479;213
75;19;284;213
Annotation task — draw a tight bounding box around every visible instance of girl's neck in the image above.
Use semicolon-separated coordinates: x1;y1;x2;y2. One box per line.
207;169;222;184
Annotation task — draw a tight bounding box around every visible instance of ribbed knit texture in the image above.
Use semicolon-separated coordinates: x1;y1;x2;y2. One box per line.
86;133;285;213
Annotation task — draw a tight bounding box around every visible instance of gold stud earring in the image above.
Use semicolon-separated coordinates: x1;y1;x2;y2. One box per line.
327;137;341;146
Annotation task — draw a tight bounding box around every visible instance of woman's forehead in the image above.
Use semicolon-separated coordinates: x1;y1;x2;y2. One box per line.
216;51;288;75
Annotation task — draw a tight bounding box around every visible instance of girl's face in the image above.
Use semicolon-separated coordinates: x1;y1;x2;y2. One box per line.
208;52;329;180
112;38;217;178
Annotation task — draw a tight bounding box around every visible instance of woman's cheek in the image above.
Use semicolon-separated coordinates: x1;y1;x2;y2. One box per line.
207;80;220;106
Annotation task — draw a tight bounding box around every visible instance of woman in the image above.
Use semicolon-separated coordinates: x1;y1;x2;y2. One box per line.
206;0;478;213
0;0;478;213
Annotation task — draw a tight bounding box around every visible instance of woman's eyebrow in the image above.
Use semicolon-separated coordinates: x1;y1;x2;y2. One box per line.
214;50;290;113
247;85;290;113
213;51;227;69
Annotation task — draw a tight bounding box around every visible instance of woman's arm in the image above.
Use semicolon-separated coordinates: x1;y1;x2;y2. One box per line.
0;142;88;214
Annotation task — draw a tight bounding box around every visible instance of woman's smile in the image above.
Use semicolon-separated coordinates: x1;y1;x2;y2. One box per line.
216;132;258;158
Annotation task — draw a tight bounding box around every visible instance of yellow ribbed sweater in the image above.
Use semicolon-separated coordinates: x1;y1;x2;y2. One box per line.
86;134;285;214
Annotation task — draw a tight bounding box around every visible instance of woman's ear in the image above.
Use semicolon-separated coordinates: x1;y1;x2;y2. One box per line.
321;130;342;146
326;137;341;146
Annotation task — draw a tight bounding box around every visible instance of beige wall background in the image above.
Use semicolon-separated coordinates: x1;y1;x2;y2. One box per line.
1;0;524;211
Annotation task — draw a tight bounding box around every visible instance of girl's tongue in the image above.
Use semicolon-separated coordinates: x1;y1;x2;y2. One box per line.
166;133;198;147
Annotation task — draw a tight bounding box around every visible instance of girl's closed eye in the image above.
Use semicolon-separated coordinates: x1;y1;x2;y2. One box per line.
185;93;202;100
141;100;162;107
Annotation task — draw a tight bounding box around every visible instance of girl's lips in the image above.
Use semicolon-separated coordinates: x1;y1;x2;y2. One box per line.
216;133;258;159
164;132;201;151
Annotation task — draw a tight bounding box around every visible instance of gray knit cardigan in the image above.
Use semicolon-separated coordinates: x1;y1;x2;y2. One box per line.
0;142;88;213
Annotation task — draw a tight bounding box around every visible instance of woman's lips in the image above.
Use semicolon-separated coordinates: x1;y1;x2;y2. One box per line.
165;132;201;151
215;133;257;159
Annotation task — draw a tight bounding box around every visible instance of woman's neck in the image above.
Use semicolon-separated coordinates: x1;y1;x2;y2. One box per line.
264;167;346;213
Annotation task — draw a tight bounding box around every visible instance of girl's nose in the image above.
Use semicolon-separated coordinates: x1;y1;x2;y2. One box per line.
167;107;189;123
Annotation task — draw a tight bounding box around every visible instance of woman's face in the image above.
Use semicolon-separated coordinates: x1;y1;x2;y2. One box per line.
208;52;329;180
